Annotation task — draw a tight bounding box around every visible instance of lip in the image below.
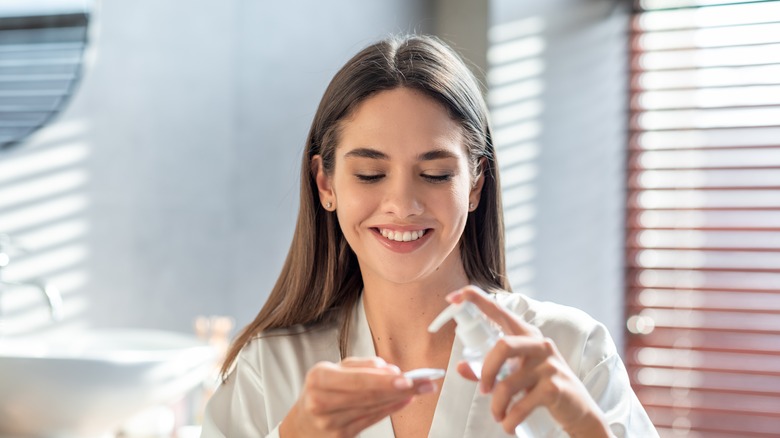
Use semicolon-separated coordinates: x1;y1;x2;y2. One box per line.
370;226;433;254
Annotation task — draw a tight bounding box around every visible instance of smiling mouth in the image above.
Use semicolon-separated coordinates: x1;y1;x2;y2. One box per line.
375;228;429;242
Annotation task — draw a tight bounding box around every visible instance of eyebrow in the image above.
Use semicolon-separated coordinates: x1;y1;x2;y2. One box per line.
343;147;459;161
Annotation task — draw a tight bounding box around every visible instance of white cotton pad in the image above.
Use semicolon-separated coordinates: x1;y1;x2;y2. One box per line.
403;368;446;381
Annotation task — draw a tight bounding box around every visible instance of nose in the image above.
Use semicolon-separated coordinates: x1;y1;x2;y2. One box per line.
382;174;424;218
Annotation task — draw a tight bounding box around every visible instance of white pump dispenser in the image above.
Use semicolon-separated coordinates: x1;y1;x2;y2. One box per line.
428;301;514;380
429;300;554;437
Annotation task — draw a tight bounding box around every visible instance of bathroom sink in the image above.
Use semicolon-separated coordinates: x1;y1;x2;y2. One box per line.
0;329;217;438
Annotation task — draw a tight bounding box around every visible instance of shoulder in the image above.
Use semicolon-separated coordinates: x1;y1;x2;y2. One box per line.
237;316;342;373
495;292;617;378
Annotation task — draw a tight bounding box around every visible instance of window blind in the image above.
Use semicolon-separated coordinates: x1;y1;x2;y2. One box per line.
0;11;89;149
626;1;780;437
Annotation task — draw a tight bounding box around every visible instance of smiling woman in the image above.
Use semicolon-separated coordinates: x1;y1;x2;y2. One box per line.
312;88;480;285
201;34;657;438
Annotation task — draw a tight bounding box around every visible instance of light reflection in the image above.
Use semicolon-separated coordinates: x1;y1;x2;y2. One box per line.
2;244;88;282
487;36;545;66
503;204;536;226
488;17;545;294
491;101;543;127
488;80;544;107
500;146;539;170
637;229;780;249
637;107;780;130
639;269;780;290
637;64;780;90
0;194;88;233
637;367;705;387
640;0;758;10
648;307;780;332
637;169;780;189
14;220;88;250
0;142;88;184
637;85;780;110
0;119;90;336
501;162;538;187
638;43;780;70
488;16;546;42
640;288;780;311
503;185;536;204
488;59;545;87
493;121;542;146
638;22;780;51
1;292;88;336
637;189;780;209
638;249;780;270
636;126;780;149
638;2;780;31
637;230;704;248
638;270;706;288
0;169;88;209
638;149;780;168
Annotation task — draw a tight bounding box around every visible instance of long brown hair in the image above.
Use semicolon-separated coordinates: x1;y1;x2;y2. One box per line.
221;34;509;379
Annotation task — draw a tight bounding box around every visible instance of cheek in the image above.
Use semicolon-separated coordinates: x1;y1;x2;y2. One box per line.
333;180;376;222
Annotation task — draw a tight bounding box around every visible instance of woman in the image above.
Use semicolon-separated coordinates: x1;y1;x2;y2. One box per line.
202;34;656;437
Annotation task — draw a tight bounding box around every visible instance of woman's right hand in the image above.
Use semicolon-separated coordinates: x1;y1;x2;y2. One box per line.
279;357;435;438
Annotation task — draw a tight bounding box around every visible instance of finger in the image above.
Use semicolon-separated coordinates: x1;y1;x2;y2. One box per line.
302;382;420;417
342;357;403;378
481;337;552;394
501;379;555;434
341;356;392;370
456;361;479;381
329;393;414;430
447;286;538;337
490;363;539;422
308;362;412;393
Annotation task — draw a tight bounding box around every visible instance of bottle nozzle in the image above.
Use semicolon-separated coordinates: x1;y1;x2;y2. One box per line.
428;300;500;350
427;302;463;333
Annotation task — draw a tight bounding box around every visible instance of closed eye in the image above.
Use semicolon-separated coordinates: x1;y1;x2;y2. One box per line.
355;174;384;183
422;174;452;183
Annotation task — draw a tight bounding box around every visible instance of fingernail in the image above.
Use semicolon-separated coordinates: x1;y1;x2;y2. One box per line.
388;364;402;374
393;377;413;389
417;382;436;394
445;291;462;302
479;383;490;395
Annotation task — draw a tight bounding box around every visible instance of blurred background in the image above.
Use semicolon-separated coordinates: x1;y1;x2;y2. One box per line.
1;0;778;436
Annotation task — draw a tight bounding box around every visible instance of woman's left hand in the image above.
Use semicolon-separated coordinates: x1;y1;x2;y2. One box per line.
448;286;611;438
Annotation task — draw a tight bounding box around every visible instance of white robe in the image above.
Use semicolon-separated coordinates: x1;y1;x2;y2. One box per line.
201;293;658;437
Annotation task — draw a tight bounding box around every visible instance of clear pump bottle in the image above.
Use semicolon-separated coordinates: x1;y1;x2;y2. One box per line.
427;300;514;380
428;300;556;437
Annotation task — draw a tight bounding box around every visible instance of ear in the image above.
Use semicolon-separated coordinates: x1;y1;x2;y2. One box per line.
311;155;336;210
468;157;486;211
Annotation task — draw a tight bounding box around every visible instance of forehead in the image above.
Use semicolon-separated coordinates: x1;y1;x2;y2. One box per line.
337;87;467;158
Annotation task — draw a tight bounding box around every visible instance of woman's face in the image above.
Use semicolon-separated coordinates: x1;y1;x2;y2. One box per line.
315;87;483;286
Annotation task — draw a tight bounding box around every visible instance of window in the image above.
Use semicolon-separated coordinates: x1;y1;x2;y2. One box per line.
627;1;780;436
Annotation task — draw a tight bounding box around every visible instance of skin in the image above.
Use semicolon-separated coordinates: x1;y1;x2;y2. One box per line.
280;87;610;437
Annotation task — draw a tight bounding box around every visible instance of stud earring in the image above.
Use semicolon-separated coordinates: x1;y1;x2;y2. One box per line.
469;202;475;211
325;201;332;209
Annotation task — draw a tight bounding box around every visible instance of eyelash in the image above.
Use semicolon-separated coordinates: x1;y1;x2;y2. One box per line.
354;174;453;183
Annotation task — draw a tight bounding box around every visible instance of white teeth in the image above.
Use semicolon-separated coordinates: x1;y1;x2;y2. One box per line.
380;228;426;242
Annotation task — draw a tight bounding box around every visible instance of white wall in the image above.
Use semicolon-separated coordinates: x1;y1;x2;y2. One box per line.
490;0;630;347
0;0;431;335
0;0;630;350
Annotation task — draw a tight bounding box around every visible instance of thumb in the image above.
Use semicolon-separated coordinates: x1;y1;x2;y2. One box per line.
456;361;479;381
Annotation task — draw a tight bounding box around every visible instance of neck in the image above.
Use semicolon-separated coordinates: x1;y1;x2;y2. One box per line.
360;259;469;369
